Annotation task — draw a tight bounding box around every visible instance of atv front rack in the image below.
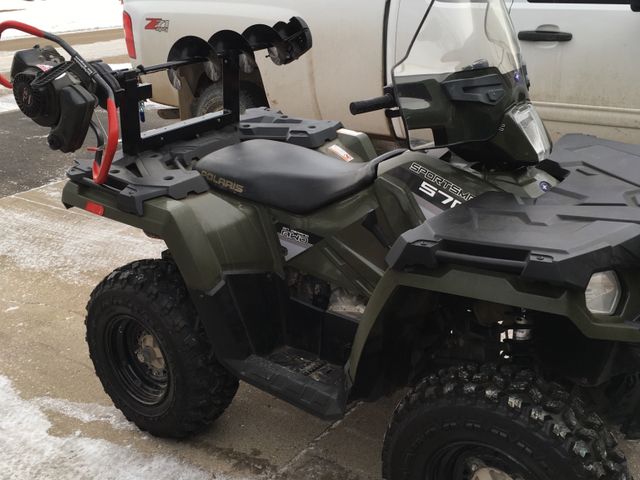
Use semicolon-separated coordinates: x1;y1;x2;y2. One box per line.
388;134;640;290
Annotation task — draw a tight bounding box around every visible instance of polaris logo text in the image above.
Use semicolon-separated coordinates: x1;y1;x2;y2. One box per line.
200;171;244;194
145;18;170;32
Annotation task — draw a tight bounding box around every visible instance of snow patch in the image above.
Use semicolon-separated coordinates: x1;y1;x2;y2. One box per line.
0;375;215;480
0;93;18;114
0;0;123;39
3;306;19;313
34;396;138;432
109;63;133;71
0;201;165;285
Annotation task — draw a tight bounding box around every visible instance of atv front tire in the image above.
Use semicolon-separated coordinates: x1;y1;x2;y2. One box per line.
86;259;238;438
382;364;631;480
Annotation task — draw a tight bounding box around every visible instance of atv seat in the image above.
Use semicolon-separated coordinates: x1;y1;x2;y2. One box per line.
196;139;401;214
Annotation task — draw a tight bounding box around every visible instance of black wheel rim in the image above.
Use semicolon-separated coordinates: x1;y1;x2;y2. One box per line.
105;315;170;406
424;443;532;480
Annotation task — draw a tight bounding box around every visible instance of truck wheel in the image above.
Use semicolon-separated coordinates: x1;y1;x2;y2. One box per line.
382;364;631;480
191;83;263;117
85;259;238;438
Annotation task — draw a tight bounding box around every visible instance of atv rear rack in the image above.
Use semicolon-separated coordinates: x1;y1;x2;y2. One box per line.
67;108;342;215
0;17;312;186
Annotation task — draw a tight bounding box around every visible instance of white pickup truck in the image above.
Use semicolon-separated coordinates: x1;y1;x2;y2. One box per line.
122;0;640;142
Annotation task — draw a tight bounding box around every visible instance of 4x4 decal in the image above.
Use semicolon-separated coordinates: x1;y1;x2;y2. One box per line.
276;224;323;261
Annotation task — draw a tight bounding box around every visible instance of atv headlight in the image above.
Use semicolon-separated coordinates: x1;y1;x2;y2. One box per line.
585;271;622;315
508;103;552;162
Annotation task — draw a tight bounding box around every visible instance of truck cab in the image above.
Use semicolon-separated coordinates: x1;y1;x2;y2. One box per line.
122;0;640;142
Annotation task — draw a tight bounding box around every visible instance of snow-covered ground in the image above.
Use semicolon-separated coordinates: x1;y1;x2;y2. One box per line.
0;0;123;38
0;0;131;114
0;375;217;480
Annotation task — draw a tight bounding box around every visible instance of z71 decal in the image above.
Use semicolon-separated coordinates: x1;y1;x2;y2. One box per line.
145;18;170;32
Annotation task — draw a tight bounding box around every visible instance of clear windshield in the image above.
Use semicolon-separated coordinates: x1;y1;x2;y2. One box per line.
393;0;528;149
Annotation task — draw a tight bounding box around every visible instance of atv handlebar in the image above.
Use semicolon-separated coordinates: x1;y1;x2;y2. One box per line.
350;93;396;116
0;20;119;185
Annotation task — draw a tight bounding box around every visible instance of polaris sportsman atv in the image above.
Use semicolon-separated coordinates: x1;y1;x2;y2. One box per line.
3;0;640;478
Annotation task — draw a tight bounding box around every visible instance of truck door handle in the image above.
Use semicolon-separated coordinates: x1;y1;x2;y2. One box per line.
518;30;573;42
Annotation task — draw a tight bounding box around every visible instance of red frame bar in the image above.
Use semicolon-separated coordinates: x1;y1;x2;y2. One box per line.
92;98;119;184
0;20;120;184
0;21;45;88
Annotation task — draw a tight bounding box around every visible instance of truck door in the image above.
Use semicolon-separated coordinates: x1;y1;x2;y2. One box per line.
304;0;390;136
509;0;640;142
386;0;434;140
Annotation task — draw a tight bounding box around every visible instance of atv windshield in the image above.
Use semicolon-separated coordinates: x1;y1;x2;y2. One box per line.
393;0;529;150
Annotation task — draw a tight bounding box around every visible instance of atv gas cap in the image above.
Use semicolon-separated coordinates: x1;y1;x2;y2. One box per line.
585;271;622;315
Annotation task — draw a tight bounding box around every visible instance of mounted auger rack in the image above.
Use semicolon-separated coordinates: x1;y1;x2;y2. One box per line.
2;17;313;214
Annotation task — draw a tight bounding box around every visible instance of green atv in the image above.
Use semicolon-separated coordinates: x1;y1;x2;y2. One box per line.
3;0;640;478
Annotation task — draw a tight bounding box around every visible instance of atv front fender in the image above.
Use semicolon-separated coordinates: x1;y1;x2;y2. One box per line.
62;181;278;291
347;267;640;383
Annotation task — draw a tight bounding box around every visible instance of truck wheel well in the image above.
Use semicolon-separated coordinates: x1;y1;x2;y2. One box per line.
188;73;268;118
193;72;267;101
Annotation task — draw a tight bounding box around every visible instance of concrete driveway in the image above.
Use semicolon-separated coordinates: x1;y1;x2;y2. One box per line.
0;27;395;480
2;182;640;480
0;180;400;480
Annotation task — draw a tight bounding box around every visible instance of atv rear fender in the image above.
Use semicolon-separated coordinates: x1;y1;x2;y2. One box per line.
62;181;279;291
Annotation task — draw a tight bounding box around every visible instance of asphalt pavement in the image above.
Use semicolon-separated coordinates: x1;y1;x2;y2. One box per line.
0;109;171;197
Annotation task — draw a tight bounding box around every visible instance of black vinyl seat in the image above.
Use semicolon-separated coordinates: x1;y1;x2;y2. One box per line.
196;139;400;214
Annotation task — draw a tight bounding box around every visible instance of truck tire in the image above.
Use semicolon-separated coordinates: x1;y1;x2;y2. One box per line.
85;259;238;438
191;82;263;117
382;364;631;480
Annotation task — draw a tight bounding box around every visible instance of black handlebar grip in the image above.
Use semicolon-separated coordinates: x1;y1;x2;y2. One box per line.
350;93;396;115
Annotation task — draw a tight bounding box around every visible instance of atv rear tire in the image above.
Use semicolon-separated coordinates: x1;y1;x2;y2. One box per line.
382;364;632;480
86;259;238;438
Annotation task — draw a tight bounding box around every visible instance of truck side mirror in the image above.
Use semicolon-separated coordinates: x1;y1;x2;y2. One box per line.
632;0;640;12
